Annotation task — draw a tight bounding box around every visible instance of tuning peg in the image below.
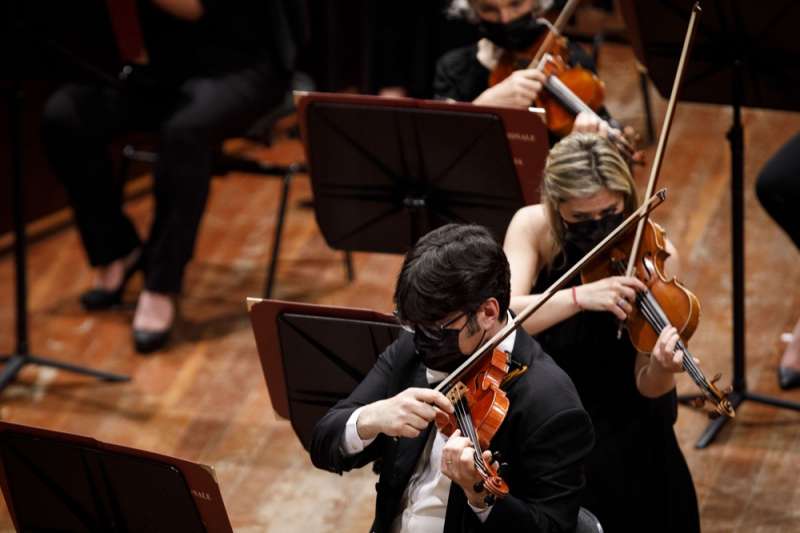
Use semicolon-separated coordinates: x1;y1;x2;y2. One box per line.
473;481;484;493
484;494;496;507
711;373;722;385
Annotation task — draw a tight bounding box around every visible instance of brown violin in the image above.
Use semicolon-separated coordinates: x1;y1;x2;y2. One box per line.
582;219;735;418
435;347;510;504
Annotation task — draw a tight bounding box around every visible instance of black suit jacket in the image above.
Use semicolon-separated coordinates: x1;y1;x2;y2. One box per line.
310;331;595;533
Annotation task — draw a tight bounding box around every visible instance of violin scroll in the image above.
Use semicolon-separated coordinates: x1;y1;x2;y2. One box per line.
707;374;735;418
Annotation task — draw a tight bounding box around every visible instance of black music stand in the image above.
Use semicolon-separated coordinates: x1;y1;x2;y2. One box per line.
0;421;234;532
621;0;800;448
0;9;128;393
298;93;549;252
248;299;400;450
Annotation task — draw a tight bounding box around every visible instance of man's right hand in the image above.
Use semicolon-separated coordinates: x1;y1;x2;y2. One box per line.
474;68;547;108
356;388;454;440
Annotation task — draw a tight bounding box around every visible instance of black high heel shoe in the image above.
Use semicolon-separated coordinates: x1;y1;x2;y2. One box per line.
80;253;144;310
778;366;800;390
133;296;178;354
133;326;173;354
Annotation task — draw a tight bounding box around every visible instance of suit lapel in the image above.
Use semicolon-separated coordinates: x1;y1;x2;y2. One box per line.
509;329;536;372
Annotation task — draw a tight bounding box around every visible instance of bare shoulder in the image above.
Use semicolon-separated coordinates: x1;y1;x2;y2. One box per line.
509;205;553;255
509;204;547;235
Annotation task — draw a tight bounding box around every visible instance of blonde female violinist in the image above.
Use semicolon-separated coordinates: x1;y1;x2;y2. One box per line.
503;133;700;532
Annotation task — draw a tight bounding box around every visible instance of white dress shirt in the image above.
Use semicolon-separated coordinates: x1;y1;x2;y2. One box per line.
342;314;517;533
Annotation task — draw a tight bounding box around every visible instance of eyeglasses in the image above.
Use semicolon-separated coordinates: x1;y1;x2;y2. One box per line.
395;311;469;342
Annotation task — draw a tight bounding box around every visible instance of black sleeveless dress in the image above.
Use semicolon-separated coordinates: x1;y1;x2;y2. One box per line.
532;243;700;533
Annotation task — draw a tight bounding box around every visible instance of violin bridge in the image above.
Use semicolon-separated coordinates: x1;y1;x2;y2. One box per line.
446;382;468;405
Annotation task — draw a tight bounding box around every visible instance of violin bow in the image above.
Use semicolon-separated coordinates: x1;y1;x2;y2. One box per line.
435;189;668;394
621;3;701;279
528;0;581;68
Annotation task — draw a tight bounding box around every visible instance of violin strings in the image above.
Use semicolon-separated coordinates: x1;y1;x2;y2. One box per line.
639;291;701;381
610;262;711;395
545;76;629;153
637;290;709;390
455;399;480;454
459;404;488;476
546;76;594;117
453;396;491;476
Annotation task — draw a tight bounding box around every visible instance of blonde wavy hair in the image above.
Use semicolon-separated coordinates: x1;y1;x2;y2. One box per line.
541;133;639;258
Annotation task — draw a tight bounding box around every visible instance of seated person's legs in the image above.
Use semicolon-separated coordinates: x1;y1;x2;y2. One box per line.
755;132;800;388
132;67;287;352
756;132;800;249
42;83;144;308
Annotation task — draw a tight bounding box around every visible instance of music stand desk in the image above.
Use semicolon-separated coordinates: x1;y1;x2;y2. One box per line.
296;92;549;253
248;298;401;450
0;421;233;532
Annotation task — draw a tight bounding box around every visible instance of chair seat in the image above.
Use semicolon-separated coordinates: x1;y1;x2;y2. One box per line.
242;71;315;144
575;507;603;533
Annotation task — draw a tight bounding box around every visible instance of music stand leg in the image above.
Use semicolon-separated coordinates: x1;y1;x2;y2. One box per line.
263;170;293;298
1;80;130;395
683;62;800;449
343;252;355;282
637;64;656;144
746;392;800;411
692;390;743;449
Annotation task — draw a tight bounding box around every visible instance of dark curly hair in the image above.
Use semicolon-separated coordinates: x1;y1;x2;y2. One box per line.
394;223;510;332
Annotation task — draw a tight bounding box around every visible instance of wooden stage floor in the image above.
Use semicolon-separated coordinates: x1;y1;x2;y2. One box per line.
1;44;799;532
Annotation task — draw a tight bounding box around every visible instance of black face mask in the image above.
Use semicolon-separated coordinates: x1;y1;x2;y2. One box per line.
563;212;625;254
478;11;547;52
414;327;486;373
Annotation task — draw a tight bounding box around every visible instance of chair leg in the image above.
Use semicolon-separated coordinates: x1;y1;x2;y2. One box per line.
637;62;656;144
263;172;293;298
592;32;605;70
119;145;133;182
343;251;355;282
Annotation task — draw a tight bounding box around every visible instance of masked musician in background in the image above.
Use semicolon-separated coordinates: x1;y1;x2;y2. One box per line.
42;0;303;353
434;0;622;144
311;223;594;533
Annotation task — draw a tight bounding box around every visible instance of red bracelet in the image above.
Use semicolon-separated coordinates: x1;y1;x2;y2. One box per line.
571;286;582;310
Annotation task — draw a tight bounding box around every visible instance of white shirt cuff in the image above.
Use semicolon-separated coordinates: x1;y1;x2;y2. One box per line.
340;406;376;456
468;501;493;522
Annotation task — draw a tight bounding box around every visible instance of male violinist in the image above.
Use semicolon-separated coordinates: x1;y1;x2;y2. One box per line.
310;223;594;532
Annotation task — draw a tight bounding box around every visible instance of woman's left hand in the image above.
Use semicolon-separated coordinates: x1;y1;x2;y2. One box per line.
571;111;610;136
650;325;690;374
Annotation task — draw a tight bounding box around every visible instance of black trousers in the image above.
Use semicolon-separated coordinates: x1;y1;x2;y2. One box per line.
42;66;286;293
756;132;800;250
